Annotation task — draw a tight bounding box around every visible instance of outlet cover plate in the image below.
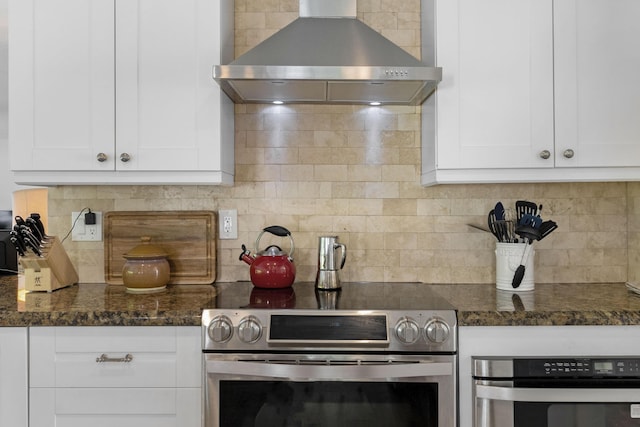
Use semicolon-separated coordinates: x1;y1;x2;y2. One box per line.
219;209;238;239
71;211;103;241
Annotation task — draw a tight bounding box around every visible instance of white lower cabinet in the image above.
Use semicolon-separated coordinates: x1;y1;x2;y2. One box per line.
0;328;28;427
29;326;202;427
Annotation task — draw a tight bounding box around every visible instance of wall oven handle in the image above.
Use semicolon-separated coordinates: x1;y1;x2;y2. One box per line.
207;360;453;380
476;384;640;402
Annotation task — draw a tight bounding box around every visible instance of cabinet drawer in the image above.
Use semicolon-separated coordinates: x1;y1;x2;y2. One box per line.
30;387;201;427
30;326;201;388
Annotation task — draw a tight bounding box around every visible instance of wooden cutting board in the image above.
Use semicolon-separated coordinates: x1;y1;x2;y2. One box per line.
104;211;216;285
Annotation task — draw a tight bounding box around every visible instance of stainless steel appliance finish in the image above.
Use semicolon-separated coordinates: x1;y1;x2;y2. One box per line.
213;0;442;105
315;235;346;290
472;356;640;427
203;282;457;427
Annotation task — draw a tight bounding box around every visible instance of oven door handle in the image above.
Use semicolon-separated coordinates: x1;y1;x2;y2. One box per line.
476;384;640;402
207;360;453;380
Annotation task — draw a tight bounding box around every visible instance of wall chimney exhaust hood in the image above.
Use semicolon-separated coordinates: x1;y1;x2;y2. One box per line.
213;0;441;106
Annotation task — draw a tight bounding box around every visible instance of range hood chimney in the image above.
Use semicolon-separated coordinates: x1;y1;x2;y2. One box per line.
213;0;441;106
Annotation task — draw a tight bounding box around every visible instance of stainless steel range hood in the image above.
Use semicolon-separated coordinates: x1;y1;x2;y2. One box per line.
213;0;441;106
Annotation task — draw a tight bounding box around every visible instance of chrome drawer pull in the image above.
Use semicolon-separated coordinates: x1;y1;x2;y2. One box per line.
96;353;133;363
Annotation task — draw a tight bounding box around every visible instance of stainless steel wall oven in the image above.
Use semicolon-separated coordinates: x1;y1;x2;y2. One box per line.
202;283;458;427
473;356;640;427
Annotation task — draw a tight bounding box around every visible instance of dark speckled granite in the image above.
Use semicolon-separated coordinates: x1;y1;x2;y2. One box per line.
2;274;640;327
427;283;640;326
0;275;216;326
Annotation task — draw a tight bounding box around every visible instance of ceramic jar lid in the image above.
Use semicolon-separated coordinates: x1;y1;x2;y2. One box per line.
123;236;168;259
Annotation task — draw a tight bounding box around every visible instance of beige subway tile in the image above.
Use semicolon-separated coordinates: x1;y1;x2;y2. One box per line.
382;199;417;216
381;0;419;13
347;165;382;182
265;12;297;28
362;12;398;30
381;165;417;182
265;147;299;164
280;164;314;181
246;0;279;12
314;165;349;181
332;182;367;199
236;12;266;30
365;182;400;198
299;147;333;164
314;131;348;147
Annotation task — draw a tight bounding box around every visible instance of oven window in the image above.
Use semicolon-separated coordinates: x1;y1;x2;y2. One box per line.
219;381;438;426
515;403;640;426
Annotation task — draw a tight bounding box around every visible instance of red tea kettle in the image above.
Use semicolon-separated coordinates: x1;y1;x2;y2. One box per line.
239;225;296;288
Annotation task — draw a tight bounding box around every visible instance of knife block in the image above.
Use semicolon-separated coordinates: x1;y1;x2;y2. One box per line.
20;236;79;292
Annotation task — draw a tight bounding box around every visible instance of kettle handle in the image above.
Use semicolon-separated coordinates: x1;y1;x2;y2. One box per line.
255;225;295;259
263;225;291;237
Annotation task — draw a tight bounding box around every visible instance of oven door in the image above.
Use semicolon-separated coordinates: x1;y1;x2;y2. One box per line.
205;353;456;427
474;380;640;427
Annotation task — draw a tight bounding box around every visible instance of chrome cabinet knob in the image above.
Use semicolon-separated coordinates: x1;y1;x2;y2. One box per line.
96;153;108;162
425;318;450;344
563;149;575;159
120;153;131;162
539;150;551;160
207;316;233;343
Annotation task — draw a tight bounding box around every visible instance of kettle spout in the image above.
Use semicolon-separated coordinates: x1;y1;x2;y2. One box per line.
239;244;254;265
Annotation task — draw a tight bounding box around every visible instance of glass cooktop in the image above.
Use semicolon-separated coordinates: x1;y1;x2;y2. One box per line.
212;281;456;312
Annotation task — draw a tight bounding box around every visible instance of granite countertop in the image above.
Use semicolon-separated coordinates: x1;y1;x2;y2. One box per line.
428;283;640;326
2;274;640;327
0;275;216;326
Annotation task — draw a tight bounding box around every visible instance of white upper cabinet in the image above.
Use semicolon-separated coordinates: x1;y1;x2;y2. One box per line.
9;0;116;173
422;0;640;185
9;0;234;185
554;0;640;168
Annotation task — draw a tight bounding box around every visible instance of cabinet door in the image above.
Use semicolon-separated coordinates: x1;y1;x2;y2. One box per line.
434;0;554;170
0;328;28;427
30;388;201;427
9;0;115;171
115;0;233;172
554;0;640;167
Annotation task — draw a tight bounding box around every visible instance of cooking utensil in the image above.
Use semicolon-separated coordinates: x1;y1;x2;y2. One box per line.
239;225;296;288
494;202;505;220
538;220;558;240
515;200;538;223
511;216;542;288
504;208;517;242
488;210;499;241
467;224;491;233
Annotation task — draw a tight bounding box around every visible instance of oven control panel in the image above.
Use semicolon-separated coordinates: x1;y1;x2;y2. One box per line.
202;309;457;353
515;358;640;378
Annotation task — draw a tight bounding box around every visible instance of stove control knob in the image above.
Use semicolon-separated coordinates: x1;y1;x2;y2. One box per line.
207;315;233;343
395;318;420;344
425;319;450;344
238;316;262;343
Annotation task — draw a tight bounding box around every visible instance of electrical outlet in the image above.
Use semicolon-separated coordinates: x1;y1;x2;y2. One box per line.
219;209;238;239
71;211;103;242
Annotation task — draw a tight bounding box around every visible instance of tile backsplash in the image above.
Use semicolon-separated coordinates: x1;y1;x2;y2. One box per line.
47;0;639;285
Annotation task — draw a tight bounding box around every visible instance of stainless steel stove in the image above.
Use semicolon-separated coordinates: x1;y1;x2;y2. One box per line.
202;282;458;427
